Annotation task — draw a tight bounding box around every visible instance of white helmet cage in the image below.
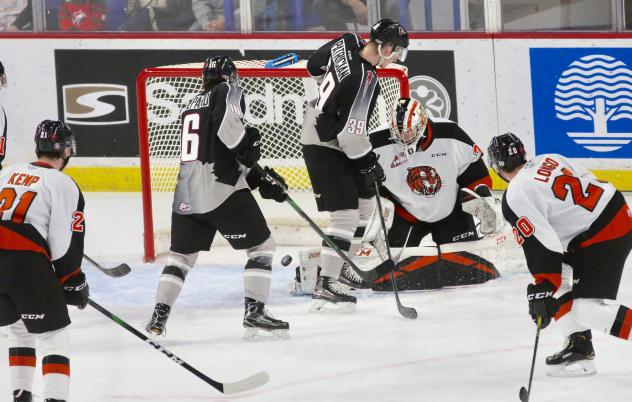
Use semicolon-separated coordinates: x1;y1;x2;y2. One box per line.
390;98;428;147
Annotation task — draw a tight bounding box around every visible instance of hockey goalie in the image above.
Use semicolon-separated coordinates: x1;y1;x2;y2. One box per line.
291;98;506;295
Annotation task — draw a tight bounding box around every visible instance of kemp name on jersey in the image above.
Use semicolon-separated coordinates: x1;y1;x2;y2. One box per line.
371;119;490;222
0;162;85;280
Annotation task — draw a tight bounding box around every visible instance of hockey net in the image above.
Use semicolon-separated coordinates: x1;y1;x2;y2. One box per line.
138;60;409;262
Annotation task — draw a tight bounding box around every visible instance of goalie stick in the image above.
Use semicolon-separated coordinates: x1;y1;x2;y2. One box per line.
519;316;542;402
252;163;394;282
373;183;418;320
88;299;270;395
83;254;131;278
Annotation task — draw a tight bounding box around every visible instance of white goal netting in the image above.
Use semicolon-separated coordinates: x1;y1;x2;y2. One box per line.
138;60;409;261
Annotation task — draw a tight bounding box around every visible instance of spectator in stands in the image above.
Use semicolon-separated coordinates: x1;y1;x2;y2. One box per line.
189;0;266;31
312;0;367;31
58;0;107;30
0;0;30;30
121;0;195;31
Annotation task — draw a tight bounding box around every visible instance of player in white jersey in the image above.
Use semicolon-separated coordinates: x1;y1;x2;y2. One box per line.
488;132;632;377
0;61;7;170
0;120;89;402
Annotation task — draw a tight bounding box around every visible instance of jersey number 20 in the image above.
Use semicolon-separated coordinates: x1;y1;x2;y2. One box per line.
551;168;604;212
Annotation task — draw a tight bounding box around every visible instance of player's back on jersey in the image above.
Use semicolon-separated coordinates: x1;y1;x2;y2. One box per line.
174;79;250;215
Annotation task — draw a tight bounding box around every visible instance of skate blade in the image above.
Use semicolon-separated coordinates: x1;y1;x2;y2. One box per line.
546;360;597;377
309;299;356;314
243;327;290;342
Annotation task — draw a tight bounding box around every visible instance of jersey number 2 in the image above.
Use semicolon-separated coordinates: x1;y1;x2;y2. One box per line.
181;113;200;162
0;188;37;223
551;168;604;212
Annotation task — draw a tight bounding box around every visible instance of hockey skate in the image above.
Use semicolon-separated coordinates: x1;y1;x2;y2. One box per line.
13;390;32;402
145;303;171;337
338;262;372;290
243;298;289;341
546;330;597;377
311;276;357;313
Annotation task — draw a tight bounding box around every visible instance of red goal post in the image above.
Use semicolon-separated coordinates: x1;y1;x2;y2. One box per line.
137;61;409;262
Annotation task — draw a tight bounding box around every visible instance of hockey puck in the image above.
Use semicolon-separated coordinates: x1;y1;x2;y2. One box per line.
281;255;292;266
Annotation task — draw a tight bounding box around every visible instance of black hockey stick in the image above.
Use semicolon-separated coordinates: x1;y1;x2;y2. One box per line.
253;163;394;281
373;183;418;320
88;299;269;394
83;254;131;278
519;316;542;402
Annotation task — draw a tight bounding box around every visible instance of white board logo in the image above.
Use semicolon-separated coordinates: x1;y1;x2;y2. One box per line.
409;75;451;119
555;54;632;152
63;84;129;126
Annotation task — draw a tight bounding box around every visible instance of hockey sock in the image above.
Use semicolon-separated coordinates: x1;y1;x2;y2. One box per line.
609;305;632;340
244;237;274;303
156;252;198;305
320;209;359;278
8;321;36;393
38;328;69;401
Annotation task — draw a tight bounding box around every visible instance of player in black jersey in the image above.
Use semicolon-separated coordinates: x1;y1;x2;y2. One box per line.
0;120;88;402
0;61;7;170
301;19;408;312
145;56;290;341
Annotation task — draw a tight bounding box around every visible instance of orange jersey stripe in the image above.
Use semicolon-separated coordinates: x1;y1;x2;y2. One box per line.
9;356;36;367
43;363;70;376
580;204;632;248
0;226;50;259
554;300;573;321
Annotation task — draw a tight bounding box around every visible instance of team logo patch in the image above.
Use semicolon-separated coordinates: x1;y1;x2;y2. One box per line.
406;166;442;197
473;144;483;158
391;152;407;168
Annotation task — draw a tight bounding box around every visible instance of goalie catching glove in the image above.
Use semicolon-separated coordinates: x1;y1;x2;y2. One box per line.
461;185;503;235
247;166;288;203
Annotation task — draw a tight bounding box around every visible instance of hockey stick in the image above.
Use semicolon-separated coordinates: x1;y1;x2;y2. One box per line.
519;316;542;402
253;163;394;281
87;299;269;394
83;254;131;278
373;182;418;320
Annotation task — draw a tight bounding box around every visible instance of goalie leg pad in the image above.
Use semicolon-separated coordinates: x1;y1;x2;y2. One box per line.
289;249;321;296
244;236;275;303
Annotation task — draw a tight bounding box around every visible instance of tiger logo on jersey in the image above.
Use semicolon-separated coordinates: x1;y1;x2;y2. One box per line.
406;166;442;197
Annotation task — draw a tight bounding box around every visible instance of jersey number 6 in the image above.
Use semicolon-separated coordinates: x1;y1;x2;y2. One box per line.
181;113;200;162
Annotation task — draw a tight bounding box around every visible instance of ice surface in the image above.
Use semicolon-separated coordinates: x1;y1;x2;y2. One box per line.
1;193;631;402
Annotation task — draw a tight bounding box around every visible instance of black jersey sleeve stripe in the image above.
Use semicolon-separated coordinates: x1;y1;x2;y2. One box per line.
457;159;492;190
52;184;85;282
369;129;395;149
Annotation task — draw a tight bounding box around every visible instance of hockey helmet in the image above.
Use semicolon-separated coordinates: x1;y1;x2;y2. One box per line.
487;133;527;177
202;56;238;85
370;19;409;62
390;98;428;148
0;61;6;89
35;120;76;157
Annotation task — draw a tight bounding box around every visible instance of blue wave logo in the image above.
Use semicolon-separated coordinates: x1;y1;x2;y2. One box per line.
554;54;632;152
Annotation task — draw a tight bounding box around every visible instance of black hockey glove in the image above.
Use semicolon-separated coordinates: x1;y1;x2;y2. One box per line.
236;127;261;168
63;272;90;310
353;152;386;191
258;166;288;203
527;281;559;329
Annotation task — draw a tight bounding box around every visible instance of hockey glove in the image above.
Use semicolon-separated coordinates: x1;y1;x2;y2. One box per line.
63;272;90;309
236;127;262;168
461;185;502;235
527;281;559;329
353;152;386;191
258;166;288;203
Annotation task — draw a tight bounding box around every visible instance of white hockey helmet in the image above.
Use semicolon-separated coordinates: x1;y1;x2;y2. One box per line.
390;98;428;148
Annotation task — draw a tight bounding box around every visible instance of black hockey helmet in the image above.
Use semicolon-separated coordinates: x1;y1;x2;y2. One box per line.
487;133;527;177
202;56;238;86
370;19;409;62
0;60;6;89
35;120;76;157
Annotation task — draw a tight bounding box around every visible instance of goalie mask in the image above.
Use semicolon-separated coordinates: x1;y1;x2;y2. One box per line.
35;120;76;168
487;133;527;180
370;19;409;64
390;98;428;151
202;55;239;86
